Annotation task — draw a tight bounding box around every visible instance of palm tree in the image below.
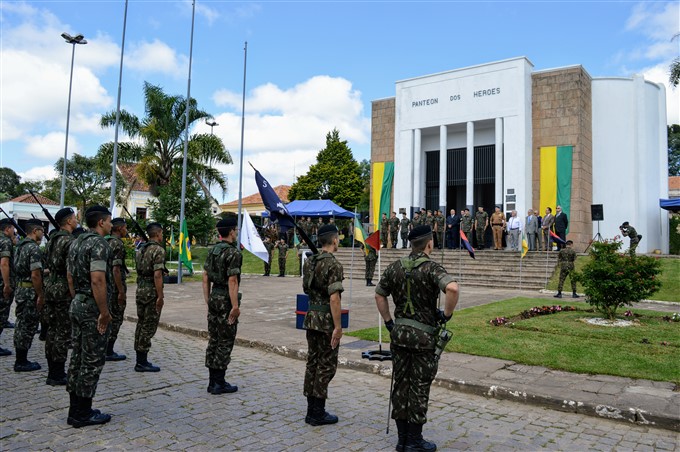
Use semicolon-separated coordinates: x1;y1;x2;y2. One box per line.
99;82;232;197
671;34;680;88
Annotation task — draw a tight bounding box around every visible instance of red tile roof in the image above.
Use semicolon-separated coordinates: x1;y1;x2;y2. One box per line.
118;163;150;192
10;193;58;205
221;185;290;207
669;176;680;191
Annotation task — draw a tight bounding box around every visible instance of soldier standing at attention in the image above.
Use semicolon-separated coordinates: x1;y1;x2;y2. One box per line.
263;236;273;276
133;222;165;372
276;238;289;277
65;205;113;428
0;218;17;356
412;212;421;229
13;218;45;372
105;218;129;362
389;212;400;248
619;222;641;257
434;211;445;250
375;225;459;451
302;225;344;426
43;207;77;385
364;243;377;287
554;240;578;299
400;213;411;249
474;206;489;250
203;218;241;394
460;209;473;247
380;213;389;249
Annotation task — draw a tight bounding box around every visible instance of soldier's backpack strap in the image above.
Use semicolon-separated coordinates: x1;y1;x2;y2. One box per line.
303;253;333;294
206;242;229;281
399;256;431;315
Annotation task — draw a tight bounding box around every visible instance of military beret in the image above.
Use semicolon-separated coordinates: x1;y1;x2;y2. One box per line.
55;207;75;224
217;217;238;228
0;218;13;229
85;205;111;217
26;218;43;227
408;225;432;241
317;224;338;237
111;217;126;227
146;222;162;233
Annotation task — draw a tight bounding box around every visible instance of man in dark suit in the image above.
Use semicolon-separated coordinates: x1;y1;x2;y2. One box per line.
445;209;461;249
554;205;569;250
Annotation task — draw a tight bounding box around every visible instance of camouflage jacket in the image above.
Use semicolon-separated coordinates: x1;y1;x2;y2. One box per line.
376;252;456;350
399;218;410;234
434;216;445;232
107;235;129;289
622;226;638;239
204;240;242;290
381;218;389;233
388;217;400;231
44;230;74;301
0;234;15;290
475;211;489;228
302;251;344;333
264;241;274;256
460;214;474;232
276;242;289;260
364;246;377;263
15;237;43;283
135;241;166;282
67;232;111;297
425;216;435;228
558;247;577;270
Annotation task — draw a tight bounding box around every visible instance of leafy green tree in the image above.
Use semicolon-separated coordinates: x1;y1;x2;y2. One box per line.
99;82;232;197
668;124;680;176
288;129;363;209
0;167;22;201
357;159;371;212
573;240;662;319
670;34;680;88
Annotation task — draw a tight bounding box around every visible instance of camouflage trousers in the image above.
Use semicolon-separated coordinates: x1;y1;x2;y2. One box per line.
303;329;339;399
365;260;376;281
390;230;399;248
109;284;127;344
44;299;71;363
205;288;238;370
401;232;409;248
629;238;639;257
557;267;577;293
13;288;39;352
67;295;109;398
264;258;271;276
390;344;438;425
0;290;14;338
134;285;160;353
476;227;486;248
380;231;388;248
278;258;286;276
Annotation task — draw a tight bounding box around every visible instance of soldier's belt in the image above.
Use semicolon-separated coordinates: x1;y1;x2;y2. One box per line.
395;318;437;335
308;304;331;313
17;281;33;288
492;223;503;226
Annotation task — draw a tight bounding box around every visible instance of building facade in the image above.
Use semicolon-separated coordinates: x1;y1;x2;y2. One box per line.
371;57;669;253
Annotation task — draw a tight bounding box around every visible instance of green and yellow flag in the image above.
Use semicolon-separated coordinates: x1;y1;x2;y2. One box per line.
178;219;193;274
371;161;394;230
169;227;176;250
521;231;529;258
540;146;573;234
353;217;368;255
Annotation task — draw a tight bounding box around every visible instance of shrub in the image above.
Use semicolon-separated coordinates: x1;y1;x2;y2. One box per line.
670;214;680;255
573;239;662;319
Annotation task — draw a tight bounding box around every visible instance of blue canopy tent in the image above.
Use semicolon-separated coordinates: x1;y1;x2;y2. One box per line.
285;200;356;218
660;198;680;213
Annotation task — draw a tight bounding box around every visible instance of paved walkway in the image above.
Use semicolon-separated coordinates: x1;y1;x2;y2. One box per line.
1;322;678;450
121;275;680;432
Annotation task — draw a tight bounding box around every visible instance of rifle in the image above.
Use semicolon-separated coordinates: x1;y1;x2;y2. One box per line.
0;207;26;237
121;206;148;242
28;190;59;231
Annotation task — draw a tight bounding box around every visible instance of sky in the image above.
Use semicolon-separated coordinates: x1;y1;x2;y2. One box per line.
1;0;678;204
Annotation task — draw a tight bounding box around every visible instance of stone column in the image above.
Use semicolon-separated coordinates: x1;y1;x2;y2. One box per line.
495;117;503;208
439;125;447;212
466;121;474;208
413;128;422;209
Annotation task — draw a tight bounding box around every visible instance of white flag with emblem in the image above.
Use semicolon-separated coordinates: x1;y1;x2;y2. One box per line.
241;209;268;262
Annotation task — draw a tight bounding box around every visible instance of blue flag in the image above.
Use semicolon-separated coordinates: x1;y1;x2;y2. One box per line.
460;230;476;259
254;169;296;228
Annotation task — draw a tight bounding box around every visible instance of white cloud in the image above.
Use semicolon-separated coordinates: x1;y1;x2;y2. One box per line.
25;132;81;159
126;39;188;77
626;2;679;42
18;165;58;182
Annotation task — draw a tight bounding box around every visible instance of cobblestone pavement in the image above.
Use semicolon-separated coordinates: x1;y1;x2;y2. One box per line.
1;323;678;451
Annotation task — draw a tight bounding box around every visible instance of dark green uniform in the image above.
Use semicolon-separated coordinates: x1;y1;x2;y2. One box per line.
475;210;489;248
134;241;165;353
106;235;128;348
376;252;456;425
204;240;242;371
556;247;577;293
44;230;74;365
302;251;344;399
400;218;411;248
263;240;273;276
460;213;473;238
13;237;43;355
434;215;445;249
388;216;400;248
276;241;288;276
622;225;640;257
0;234;15;344
364;245;377;283
380;217;389;248
66;232;111;398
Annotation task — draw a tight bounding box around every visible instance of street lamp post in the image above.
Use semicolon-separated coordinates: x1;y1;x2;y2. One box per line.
59;32;87;208
206;119;218;135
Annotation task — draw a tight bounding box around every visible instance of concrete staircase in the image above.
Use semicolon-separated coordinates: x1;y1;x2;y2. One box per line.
334;247;559;290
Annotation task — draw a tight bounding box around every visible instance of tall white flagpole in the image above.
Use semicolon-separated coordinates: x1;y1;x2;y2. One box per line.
236;42;248;247
178;0;196;284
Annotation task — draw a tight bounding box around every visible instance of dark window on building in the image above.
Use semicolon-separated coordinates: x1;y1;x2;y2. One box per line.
136;207;147;220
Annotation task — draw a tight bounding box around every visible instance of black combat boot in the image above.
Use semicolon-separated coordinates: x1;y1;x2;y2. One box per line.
14;348;40;372
395;419;408;452
306;397;338;426
70;397;111;428
404;423;436;451
553;291;562;298
46;359;67;386
207;368;217;393
304;396;315;424
68;393;101;425
572;291;579;298
38;321;48;341
105;340;126;361
0;346;12;356
134;351;160;372
208;369;237;394
366;279;375;287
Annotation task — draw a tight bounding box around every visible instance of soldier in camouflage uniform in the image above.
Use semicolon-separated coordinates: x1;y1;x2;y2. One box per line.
388;212;400;248
554;240;578;298
380;213;389;248
302;224;344;426
400;213;411;249
276;238;288;277
105;218;129;361
375;225;459;452
474;206;489;249
13;218;45;372
133;222;165;372
203;217;241;395
263;237;274;276
460;209;474;246
619;222;640;257
411;212;421;229
65;205;113;428
43;207;77;385
0;218;17;356
434;211;445;250
364;244;377;286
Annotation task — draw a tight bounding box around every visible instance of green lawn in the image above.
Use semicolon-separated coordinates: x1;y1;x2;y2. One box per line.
546;256;680;302
348;297;680;384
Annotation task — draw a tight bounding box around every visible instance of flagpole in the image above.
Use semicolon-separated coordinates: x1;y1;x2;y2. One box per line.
177;0;196;285
348;208;357;329
236;41;248;248
377;246;382;350
109;0;128;216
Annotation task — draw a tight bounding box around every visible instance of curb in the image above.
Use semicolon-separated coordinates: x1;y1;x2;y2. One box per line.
125;315;680;433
